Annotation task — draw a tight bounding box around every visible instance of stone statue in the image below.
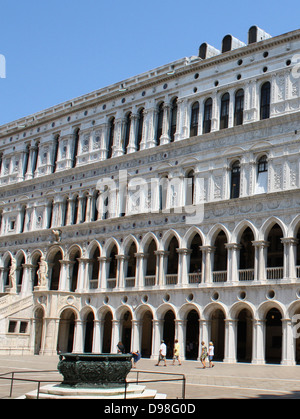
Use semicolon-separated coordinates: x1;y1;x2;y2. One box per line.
52;229;62;243
8;258;17;291
37;257;48;288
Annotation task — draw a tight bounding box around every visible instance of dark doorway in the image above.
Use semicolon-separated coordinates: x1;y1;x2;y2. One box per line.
237;309;253;362
121;311;132;353
102;311;113;353
185;310;199;360
211;309;225;361
265;308;282;364
163;310;175;359
84;312;94;353
141;311;153;358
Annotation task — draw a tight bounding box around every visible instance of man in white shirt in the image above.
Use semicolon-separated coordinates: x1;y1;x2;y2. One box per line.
155;340;167;366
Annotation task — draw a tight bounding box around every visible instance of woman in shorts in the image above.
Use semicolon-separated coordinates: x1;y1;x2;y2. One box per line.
200;341;208;369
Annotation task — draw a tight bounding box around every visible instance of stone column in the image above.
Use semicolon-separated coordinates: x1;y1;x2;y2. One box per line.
200;246;215;284
127;114;138;154
154;251;169;286
135;253;146;289
160;103;171;145
25;144;37;180
42;317;60;356
146;107;158;149
151;319;162;360
281;318;295;366
111;320;121;354
225;243;241;284
58;260;72;292
114;118;126;157
131;320;141;353
252;241;269;282
281;238;298;280
224;319;237;363
21;264;34;296
73;320;84;353
116;255;125;289
252;319;265;365
176;248;192;286
98;256;108;290
92;320;103;354
76;258;90;292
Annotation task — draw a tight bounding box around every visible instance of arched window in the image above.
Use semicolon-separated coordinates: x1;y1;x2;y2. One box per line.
72;195;79;225
190;102;199;137
234;89;244;126
108;245;118;288
136;108;144;151
123;113;131;154
230;161;241;199
159;176;168;211
72;128;80;168
107;118;115;159
50;251;62;291
170;98;178;142
186;170;195;205
22;146;30;177
47;200;54;229
103;186;109;220
92;190;100;222
0;152;3;175
260;82;271;120
203;98;212;134
62;197;68;227
156;102;164;146
32;141;40;175
81;193;88;223
52;135;60;173
17;255;25;293
256;155;268;194
20;205;27;233
167;237;179;277
220;93;230;130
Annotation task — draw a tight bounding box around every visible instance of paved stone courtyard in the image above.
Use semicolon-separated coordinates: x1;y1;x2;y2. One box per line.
0;356;300;399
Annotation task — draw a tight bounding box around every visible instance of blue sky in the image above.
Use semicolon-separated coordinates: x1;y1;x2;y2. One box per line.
0;0;299;126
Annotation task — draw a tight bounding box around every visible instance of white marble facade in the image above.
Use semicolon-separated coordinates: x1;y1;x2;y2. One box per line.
2;26;300;364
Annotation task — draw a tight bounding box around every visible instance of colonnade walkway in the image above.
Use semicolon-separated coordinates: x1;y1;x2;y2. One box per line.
1;356;300;399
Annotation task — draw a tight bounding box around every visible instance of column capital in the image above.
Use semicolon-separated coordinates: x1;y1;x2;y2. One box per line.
200;245;216;253
252;240;269;249
281;237;299;246
225;243;242;251
176;248;193;255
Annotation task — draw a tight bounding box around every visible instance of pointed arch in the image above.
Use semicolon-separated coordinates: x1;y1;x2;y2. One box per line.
260;217;287;240
232;220;258;243
206;224;230;246
87;240;102;259
161;229;182;250
122;234;139;255
183;226;205;249
140;232;160;253
104;237;120;257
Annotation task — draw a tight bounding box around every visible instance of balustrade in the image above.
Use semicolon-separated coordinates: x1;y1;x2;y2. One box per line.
239;269;254;282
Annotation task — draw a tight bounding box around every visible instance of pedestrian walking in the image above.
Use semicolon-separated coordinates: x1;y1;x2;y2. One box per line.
172;339;182;366
117;341;126;354
131;350;141;368
155;340;167;367
208;341;215;368
200;341;208;369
